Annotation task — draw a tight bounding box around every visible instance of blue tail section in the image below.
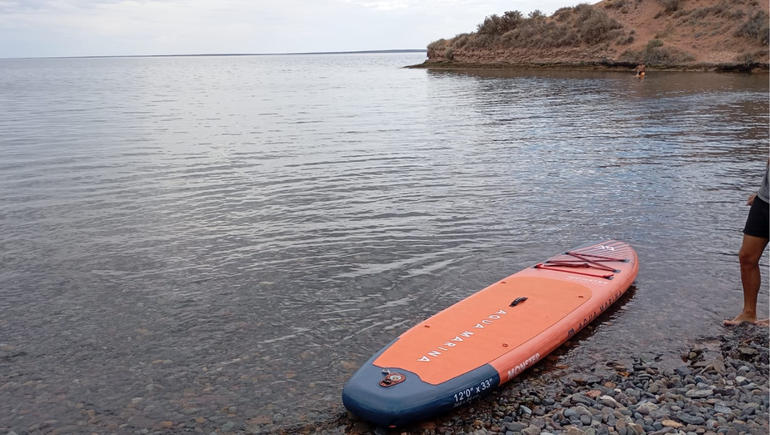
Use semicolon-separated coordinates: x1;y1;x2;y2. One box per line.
341;340;501;427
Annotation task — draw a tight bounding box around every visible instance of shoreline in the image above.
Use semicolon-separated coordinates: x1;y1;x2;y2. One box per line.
303;323;768;435
405;61;770;73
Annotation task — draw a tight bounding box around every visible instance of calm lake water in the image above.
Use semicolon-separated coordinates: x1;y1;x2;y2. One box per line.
0;53;767;433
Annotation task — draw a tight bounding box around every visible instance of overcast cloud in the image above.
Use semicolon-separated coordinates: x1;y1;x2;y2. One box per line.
0;0;594;58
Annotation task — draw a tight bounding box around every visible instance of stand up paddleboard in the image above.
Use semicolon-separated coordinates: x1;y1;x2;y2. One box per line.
342;240;638;428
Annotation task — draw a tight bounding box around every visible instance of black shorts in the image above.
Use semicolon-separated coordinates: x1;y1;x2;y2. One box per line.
743;196;769;239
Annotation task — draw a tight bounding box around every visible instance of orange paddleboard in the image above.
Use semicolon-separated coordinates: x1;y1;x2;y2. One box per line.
342;240;638;427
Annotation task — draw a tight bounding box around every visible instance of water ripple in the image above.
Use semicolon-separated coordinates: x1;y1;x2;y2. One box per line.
0;54;767;432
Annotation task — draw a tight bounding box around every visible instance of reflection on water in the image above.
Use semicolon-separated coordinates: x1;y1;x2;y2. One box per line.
0;54;767;432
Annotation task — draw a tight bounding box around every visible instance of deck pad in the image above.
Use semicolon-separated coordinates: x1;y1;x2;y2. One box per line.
374;277;592;385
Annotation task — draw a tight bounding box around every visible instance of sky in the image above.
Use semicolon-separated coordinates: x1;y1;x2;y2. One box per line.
0;0;596;58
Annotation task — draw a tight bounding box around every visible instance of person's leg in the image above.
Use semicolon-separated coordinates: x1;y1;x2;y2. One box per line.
724;234;769;326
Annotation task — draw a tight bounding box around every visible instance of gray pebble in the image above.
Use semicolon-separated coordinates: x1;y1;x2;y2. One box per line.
686;389;714;399
506;422;528;432
572;394;597;407
676;411;706;425
531;417;545;429
601;396;620;408
731;422;751;432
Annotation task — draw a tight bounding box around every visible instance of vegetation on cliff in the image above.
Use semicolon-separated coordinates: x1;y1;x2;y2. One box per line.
424;0;769;70
429;5;628;55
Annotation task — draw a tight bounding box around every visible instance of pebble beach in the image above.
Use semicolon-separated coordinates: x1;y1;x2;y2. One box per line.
327;324;769;435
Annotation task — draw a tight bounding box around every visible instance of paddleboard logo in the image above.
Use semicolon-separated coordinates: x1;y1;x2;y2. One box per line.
417;309;507;362
506;353;540;380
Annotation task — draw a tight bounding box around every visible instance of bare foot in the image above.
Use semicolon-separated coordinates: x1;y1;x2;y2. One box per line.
724;318;748;326
724;314;768;326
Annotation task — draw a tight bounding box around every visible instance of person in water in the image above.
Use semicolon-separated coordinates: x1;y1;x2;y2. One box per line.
635;63;646;78
725;162;769;326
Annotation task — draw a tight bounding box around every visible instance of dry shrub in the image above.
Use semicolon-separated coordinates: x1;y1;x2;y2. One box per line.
426;39;449;59
574;5;623;44
455;33;470;49
559;31;581;47
735;11;770;45
729;10;747;20
605;0;627;8
553;7;574;22
616;34;635;45
658;0;682;13
476;11;524;36
541;23;580;48
427;39;447;53
683;4;738;22
428;3;626;54
735;49;768;66
620;39;695;65
477;15;502;35
501;11;524;32
737;52;757;64
672;9;690;18
647;39;664;49
573;3;594;20
467;33;495;49
502;26;540;48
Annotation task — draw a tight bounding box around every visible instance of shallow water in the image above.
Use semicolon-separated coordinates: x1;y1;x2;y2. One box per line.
0;53;767;433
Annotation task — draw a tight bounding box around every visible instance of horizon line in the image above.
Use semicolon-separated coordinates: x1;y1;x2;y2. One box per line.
4;49;428;61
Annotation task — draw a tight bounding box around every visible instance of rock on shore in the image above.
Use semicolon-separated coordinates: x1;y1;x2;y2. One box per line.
327;324;768;435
